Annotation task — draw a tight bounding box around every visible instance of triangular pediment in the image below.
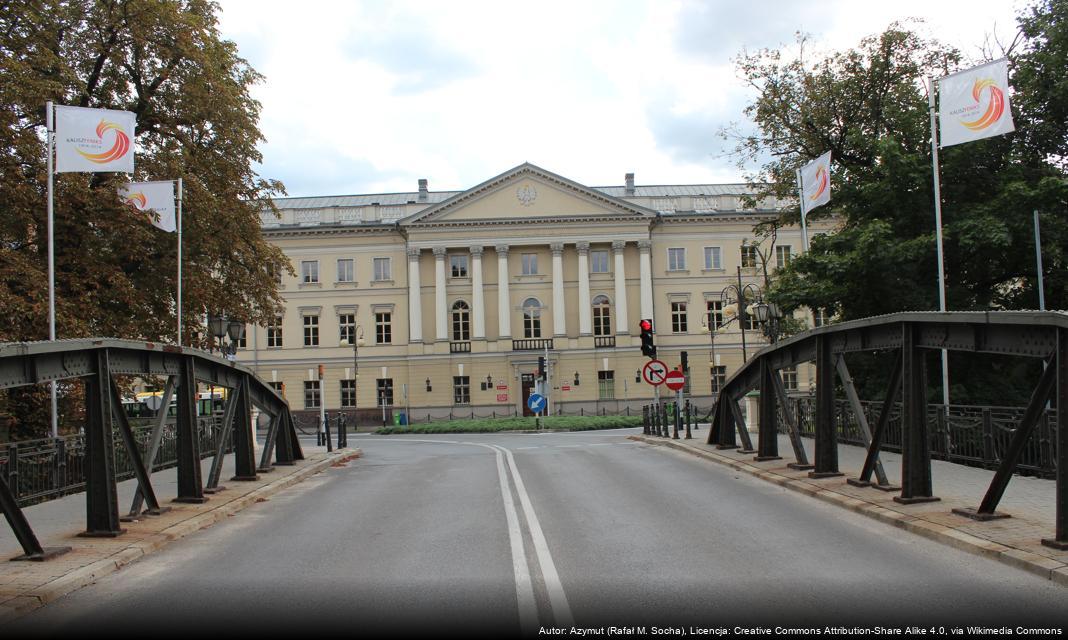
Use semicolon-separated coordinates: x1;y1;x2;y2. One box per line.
401;163;654;227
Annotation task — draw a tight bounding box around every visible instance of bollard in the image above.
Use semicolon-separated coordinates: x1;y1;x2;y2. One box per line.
685;400;692;439
337;413;346;449
324;412;333;452
672;402;680;440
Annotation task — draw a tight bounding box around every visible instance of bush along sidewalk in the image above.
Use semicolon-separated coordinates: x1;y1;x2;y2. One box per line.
375;415;642;434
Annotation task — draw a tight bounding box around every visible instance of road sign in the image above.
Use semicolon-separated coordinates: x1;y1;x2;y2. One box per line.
496;394;509;403
642;360;668;386
527;393;546;413
665;370;686;391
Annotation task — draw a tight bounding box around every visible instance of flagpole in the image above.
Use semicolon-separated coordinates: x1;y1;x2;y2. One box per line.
45;101;59;439
795;168;810;252
928;76;951;409
177;177;183;345
1034;209;1046;311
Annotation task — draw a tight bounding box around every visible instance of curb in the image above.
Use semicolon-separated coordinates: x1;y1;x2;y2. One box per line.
1;448;361;622
632;435;1068;586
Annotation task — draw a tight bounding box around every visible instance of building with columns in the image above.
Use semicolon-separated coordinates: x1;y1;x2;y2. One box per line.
244;163;831;424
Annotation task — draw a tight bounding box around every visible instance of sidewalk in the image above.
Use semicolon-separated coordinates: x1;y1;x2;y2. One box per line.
632;430;1068;586
0;442;358;622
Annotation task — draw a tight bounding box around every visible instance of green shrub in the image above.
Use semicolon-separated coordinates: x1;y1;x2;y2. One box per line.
375;415;641;434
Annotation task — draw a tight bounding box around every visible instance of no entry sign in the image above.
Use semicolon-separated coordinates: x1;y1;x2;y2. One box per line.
665;370;686;391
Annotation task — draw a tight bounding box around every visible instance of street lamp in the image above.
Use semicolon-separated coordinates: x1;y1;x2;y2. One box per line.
340;325;365;434
208;313;244;361
752;299;784;344
719;267;762;363
700;318;720;394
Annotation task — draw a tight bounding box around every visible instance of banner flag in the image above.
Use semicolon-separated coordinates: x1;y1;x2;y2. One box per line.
938;58;1015;148
120;181;176;232
799;151;832;218
55;105;135;173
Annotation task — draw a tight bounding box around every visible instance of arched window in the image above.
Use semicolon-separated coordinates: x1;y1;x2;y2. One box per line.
451;300;470;341
523;297;542;339
592;295;612;336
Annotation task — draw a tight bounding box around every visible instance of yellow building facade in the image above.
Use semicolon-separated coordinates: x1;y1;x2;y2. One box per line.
243;163;831;424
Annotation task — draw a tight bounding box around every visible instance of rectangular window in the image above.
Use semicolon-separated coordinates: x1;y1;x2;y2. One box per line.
814;308;829;328
704;246;722;270
598;370;615;400
590;250;609;273
667;247;686;271
671;302;688;333
373;257;391;281
782;366;798;391
776;245;792;269
301;260;319;284
376;312;392;344
267;316;283;348
337;258;354;283
235;325;247;349
304;380;321;409
339;313;356;344
340;379;356;408
710;366;726;393
744;309;759;331
268;381;284;395
453;376;470;406
741;245;758;269
303;315;319;346
706;301;723;331
450;255;468;278
377;378;394;406
522;253;538;275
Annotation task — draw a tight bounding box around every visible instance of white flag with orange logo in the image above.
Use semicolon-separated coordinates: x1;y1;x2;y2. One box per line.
119;181;175;232
799;151;832;218
938;59;1015;148
55;105;135;173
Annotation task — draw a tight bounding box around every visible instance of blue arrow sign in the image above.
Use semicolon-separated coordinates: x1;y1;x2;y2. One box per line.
527;393;546;413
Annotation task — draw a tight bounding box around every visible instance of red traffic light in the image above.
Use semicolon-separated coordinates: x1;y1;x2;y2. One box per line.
640;319;652;332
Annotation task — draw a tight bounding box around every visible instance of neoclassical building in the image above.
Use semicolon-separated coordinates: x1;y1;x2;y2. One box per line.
241;163;831;423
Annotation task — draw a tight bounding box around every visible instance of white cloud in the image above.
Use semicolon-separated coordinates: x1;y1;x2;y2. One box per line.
216;0;1025;196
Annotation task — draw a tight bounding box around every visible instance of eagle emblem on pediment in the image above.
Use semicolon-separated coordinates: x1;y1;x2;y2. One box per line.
516;184;537;206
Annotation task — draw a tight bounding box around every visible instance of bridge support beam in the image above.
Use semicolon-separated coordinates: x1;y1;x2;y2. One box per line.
895;324;939;504
810;334;843;478
80;349;125;537
231;376;259;481
857;352;902;489
755;357;781;461
838;355;896;490
174;355;208;504
714;393;737;449
1042;327;1068;549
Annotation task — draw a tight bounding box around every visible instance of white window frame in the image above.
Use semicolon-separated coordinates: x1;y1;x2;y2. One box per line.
704;246;722;270
337;258;355;283
667;247;686;271
590;250;609;273
373;257;391;281
521;253;538;275
776;245;792;269
301;260;319;284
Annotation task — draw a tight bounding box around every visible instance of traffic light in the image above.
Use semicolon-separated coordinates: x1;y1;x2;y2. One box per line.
640;318;656;358
537;356;547;381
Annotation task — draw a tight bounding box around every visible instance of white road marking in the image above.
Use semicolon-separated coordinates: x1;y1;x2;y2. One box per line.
492;444;575;627
516;446;540;450
490;445;539;630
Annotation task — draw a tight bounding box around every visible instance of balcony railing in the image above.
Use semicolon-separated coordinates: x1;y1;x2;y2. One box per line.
594;336;616;348
512;338;554;351
450;341;471;353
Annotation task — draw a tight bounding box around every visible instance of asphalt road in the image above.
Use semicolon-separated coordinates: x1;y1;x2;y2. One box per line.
10;428;1068;637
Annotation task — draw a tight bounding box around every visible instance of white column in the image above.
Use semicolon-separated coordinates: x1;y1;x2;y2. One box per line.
551;242;566;337
470;245;486;339
433;246;448;341
496;245;511;339
638;239;654;321
407;248;423;343
613;240;629;334
577;241;592;336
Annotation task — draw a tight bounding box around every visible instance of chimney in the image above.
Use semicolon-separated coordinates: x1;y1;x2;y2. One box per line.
418;179;428;202
625;172;635;196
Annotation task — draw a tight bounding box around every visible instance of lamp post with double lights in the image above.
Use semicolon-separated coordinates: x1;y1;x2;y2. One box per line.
719;267;762;363
208;313;245;361
340;325;365;436
751;299;784;344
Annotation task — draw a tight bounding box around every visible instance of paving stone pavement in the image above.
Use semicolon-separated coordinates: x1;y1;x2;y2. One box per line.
0;444;358;622
632;428;1068;586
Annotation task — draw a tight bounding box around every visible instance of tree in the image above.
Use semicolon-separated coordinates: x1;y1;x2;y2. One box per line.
728;7;1068;403
0;0;291;346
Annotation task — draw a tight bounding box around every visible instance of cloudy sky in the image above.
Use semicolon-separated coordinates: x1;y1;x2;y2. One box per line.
215;0;1025;197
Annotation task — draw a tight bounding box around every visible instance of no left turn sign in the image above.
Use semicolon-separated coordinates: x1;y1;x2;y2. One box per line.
642;360;668;385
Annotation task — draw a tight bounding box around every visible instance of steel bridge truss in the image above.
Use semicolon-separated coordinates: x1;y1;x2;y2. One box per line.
0;339;303;561
707;311;1067;549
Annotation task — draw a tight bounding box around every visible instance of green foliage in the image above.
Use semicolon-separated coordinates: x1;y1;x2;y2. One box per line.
0;0;290;344
375;415;642;435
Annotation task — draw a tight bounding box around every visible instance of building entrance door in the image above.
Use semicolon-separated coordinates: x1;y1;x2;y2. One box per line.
521;374;535;417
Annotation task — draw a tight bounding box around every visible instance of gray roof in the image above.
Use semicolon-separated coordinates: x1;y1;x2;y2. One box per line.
269;183;761;210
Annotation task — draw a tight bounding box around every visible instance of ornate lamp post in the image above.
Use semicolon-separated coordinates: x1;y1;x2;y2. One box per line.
340;325;365;433
719;266;762;363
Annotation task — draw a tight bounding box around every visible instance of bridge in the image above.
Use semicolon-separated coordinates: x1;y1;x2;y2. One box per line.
0;339;302;560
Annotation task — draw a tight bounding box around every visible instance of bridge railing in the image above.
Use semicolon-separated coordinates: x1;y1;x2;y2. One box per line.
0;417;229;507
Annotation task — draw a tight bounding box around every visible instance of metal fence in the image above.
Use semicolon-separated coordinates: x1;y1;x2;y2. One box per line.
0;417;229;507
784;397;1058;477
